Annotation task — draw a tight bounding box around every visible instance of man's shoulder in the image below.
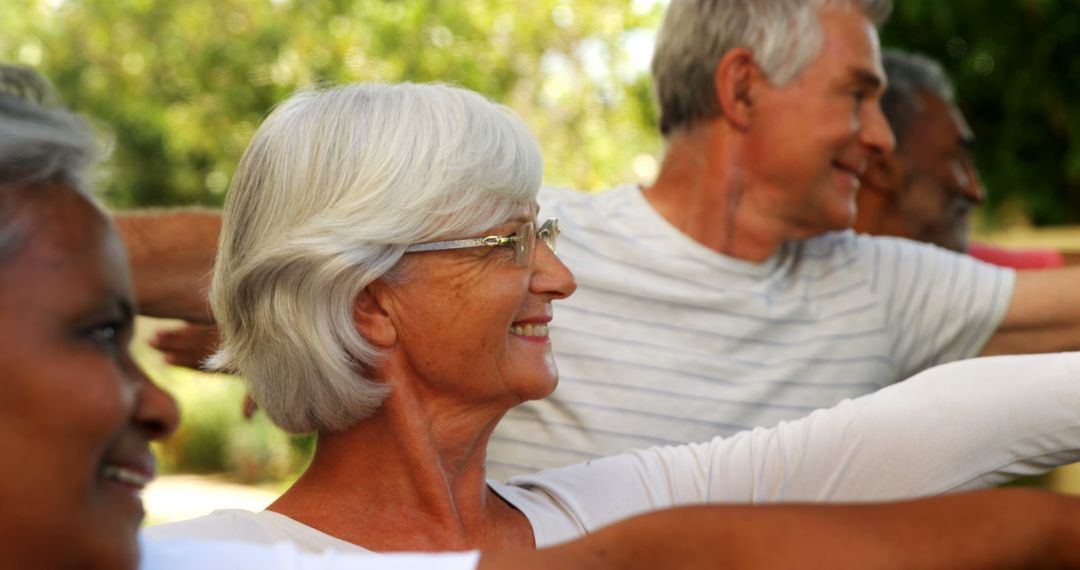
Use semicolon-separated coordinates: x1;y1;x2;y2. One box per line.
798;231;948;261
539;184;640;215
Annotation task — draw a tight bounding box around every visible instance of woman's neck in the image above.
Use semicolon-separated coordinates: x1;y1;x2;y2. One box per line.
267;386;534;552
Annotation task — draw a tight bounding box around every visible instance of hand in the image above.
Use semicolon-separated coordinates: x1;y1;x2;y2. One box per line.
150;321;260;419
150;322;221;371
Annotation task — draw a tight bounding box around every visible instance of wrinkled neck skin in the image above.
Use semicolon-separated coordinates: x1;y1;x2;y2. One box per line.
643;121;787;263
268;353;534;552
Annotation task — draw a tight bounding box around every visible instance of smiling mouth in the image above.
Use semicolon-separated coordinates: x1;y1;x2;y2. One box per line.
510;323;550;337
832;161;865;178
102;465;153;490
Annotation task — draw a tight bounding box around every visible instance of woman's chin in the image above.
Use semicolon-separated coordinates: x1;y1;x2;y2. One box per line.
517;370;560;402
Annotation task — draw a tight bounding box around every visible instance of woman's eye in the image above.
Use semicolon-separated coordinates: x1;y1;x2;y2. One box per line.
85;323;120;350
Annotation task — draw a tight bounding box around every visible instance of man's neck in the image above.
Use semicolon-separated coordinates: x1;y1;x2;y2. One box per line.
852;183;891;237
642;124;787;263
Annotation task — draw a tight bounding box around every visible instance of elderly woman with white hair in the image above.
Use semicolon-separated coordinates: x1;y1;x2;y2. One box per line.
144;82;1080;559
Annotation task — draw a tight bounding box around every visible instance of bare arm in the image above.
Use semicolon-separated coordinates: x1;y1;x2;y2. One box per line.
113;209;221;323
149;322;220;370
485;489;1080;570
982;266;1080;356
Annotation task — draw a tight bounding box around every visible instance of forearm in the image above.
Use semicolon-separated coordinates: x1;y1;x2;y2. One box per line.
697;352;1080;501
511;354;1080;534
505;489;1080;570
112;209;221;322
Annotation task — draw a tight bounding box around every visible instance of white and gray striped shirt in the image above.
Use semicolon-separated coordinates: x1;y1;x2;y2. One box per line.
487;185;1014;481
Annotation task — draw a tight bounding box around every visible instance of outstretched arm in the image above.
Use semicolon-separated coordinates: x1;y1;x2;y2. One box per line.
506;352;1080;537
498;489;1080;570
982;266;1080;355
113;209;221;323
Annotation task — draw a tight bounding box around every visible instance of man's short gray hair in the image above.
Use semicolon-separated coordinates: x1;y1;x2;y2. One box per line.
0;64;97;262
881;49;956;149
653;0;893;135
210;83;543;434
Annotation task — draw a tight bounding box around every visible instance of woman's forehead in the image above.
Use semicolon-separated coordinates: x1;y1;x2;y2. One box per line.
3;180;100;236
0;184;122;289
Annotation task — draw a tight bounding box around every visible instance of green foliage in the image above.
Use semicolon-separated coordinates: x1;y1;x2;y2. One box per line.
149;365;312;483
0;0;1075;222
881;0;1080;225
0;0;664;208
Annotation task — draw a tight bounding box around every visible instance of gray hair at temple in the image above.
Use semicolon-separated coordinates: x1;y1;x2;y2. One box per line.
652;0;893;135
880;49;956;149
209;82;543;434
0;63;97;263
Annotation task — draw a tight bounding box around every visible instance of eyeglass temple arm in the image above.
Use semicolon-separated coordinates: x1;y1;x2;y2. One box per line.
404;235;512;253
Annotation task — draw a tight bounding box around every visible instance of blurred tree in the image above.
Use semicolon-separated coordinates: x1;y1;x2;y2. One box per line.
1;0;1075;225
881;0;1080;225
0;0;664;208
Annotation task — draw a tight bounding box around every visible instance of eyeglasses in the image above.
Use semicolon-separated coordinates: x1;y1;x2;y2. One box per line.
405;218;559;268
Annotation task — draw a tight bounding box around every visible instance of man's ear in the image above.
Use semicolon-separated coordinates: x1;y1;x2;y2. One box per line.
714;47;758;130
353;281;397;348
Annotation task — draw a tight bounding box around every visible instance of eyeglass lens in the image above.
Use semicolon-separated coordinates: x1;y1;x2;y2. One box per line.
511;219;559;267
515;221;536;267
539;219;557;253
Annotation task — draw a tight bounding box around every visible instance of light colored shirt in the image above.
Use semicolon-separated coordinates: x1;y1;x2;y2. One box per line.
140;536;479;570
488;185;1015;480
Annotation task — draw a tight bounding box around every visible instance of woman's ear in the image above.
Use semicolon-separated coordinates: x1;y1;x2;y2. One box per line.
714;47;758;131
353;281;397;348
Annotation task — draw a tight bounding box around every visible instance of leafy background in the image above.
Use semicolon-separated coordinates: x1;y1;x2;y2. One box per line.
881;1;1080;227
2;0;1076;226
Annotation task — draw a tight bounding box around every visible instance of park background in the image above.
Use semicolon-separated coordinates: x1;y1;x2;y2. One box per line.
2;0;1078;522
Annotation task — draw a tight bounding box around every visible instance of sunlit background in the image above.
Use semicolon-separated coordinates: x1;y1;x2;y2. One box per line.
2;0;1078;522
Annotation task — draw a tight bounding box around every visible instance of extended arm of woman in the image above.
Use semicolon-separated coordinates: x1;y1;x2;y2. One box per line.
502;352;1080;542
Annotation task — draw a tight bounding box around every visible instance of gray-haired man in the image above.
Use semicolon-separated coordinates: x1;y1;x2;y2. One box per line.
488;0;1080;479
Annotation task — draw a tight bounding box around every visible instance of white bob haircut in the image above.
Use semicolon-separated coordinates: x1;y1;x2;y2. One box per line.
210;83;543;434
652;0;893;135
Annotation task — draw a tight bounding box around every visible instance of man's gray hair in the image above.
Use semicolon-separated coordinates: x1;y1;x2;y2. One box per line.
0;64;97;262
881;49;956;149
653;0;893;135
210;83;543;434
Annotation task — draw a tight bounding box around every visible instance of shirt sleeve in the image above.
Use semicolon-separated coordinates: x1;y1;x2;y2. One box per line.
140;536;481;570
506;352;1080;546
856;235;1015;378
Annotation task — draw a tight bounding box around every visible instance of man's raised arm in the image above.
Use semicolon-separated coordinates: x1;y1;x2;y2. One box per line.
113;209;221;323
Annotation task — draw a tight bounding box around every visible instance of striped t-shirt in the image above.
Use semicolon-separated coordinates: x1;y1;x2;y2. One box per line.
487;185;1015;480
